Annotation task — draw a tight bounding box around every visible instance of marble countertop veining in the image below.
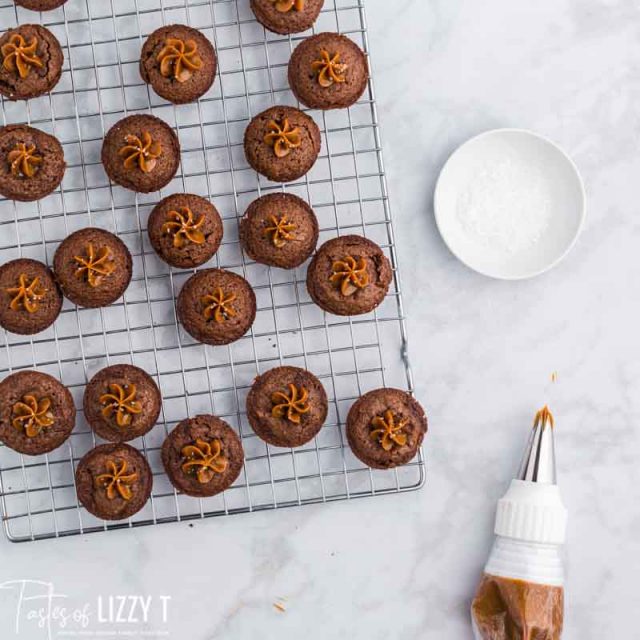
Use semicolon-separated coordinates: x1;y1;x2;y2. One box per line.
1;1;638;638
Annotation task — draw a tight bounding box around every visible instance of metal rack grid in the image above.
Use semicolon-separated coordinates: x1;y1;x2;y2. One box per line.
0;0;423;543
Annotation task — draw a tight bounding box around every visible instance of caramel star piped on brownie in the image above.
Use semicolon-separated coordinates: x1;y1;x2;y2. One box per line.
1;34;43;79
99;383;142;428
202;287;237;323
311;50;348;88
157;38;202;83
370;409;408;451
161;206;206;248
118;132;162;173
7;142;42;178
74;243;116;287
95;460;138;500
271;383;310;424
263;214;296;248
6;274;45;313
181;438;228;484
329;255;369;296
11;395;55;438
271;0;304;11
263;118;301;159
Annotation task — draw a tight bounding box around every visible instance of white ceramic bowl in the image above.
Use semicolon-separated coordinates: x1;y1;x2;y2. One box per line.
434;129;586;280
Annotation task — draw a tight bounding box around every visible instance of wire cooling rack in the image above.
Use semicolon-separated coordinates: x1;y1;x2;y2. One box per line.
0;0;423;542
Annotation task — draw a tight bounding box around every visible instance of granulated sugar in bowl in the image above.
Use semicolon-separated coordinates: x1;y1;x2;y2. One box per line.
434;129;585;280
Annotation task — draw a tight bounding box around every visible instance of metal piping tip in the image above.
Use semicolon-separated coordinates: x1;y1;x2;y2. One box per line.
517;405;557;484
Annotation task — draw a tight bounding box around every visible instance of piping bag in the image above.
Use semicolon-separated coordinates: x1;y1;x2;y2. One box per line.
471;406;568;640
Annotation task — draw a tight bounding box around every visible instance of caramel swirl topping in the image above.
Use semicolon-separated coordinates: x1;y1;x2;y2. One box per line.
1;34;43;79
263;118;301;159
161;206;205;248
311;50;348;88
181;438;228;484
95;460;138;501
118;132;162;173
8;142;42;178
202;287;237;323
271;0;304;12
329;255;369;296
263;214;296;248
370;410;408;451
6;274;45;313
271;384;310;424
12;395;54;438
157;37;202;83
99;383;142;428
74;243;115;288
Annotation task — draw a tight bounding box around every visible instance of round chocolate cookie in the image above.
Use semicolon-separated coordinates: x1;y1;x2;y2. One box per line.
177;268;256;345
250;0;324;35
53;228;132;308
140;24;216;105
161;414;244;498
147;193;223;269
15;0;68;9
0;370;75;456
83;364;161;443
102;114;180;193
247;366;328;448
0;258;62;335
346;388;427;469
306;235;392;316
244;106;321;183
75;442;152;520
240;193;318;269
288;33;369;110
0;24;63;100
0;125;65;201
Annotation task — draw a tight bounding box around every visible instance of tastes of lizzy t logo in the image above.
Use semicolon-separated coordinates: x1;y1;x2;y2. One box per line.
0;580;171;639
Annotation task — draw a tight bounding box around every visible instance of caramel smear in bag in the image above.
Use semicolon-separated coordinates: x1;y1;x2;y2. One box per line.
471;574;563;640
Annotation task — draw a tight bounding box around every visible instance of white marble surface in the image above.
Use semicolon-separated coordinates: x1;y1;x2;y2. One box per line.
1;1;638;638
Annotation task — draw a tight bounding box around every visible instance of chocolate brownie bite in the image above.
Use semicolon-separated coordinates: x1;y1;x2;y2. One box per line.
240;193;318;269
53;227;132;308
75;443;152;520
247;366;328;448
306;235;392;316
346;388;427;469
0;24;63;100
0;258;62;335
15;0;68;9
0;125;65;201
102;114;180;193
140;24;216;105
244;106;321;183
162;415;244;498
250;0;324;35
288;33;369;110
0;370;75;456
177;268;256;346
147;193;223;269
83;364;161;443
